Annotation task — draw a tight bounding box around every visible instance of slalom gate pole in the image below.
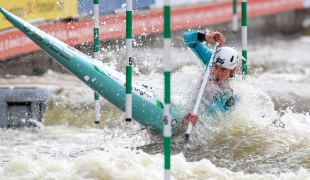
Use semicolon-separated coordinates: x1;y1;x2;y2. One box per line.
93;0;101;124
163;0;171;179
232;0;238;32
126;0;133;122
242;0;248;75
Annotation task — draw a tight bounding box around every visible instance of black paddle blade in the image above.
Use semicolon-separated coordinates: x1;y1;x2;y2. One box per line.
184;133;190;143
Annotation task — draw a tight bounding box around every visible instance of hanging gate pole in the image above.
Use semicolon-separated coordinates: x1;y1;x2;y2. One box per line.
163;0;171;179
93;0;101;124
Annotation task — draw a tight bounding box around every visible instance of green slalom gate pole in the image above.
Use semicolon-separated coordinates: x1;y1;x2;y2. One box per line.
126;0;133;122
232;0;238;32
242;0;248;75
163;0;171;179
93;0;101;123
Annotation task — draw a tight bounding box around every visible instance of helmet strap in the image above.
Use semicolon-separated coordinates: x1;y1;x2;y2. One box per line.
229;67;237;78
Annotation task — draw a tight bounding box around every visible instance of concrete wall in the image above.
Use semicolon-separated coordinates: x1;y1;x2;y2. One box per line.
0;51;67;76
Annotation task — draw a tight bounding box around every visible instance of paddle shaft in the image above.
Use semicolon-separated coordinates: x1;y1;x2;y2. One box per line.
185;36;220;142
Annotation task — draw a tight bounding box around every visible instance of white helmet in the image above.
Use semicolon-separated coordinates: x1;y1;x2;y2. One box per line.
214;47;239;70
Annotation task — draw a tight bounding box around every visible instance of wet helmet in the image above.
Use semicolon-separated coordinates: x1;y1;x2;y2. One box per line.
214;47;239;70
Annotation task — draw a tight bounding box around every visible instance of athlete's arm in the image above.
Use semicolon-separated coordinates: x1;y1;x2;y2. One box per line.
183;31;213;66
183;31;225;67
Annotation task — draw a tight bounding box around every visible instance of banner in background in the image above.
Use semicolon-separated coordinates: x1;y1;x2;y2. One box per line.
0;0;78;31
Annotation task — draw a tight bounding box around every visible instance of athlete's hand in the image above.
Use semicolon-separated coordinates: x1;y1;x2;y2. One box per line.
206;32;226;47
183;112;199;126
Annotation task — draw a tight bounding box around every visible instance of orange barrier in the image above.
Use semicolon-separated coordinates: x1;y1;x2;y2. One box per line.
0;0;304;60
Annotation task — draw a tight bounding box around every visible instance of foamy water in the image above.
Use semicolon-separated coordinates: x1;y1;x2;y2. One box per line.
1;35;310;179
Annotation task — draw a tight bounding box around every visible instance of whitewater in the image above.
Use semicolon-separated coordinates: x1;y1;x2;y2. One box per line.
1;33;310;179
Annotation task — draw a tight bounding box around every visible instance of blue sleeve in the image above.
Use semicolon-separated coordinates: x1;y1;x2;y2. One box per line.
183;31;213;67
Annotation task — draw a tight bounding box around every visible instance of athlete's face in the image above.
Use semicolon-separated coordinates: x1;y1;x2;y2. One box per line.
212;64;234;85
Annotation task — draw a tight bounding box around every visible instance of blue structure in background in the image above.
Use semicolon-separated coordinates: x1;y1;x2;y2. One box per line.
78;0;155;15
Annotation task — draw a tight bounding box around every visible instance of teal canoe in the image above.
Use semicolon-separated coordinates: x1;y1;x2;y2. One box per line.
0;8;183;135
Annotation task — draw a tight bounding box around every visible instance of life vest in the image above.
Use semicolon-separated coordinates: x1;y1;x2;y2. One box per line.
203;90;238;115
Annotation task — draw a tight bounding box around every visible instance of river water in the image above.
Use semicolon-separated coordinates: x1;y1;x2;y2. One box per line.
1;33;310;179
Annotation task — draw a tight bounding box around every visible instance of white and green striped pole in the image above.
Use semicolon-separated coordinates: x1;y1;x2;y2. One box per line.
126;0;133;122
232;0;238;32
242;0;248;75
163;0;171;179
93;0;101;124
